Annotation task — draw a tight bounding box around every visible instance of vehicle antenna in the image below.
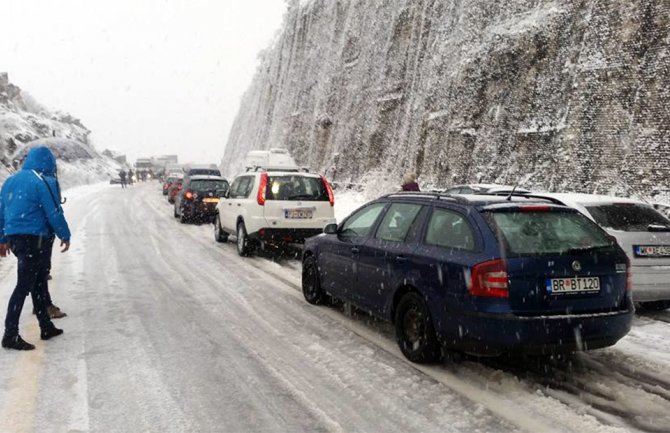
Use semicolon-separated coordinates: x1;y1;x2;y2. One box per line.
506;181;520;201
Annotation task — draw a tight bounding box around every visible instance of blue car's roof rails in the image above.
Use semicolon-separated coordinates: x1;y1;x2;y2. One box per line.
383;191;470;204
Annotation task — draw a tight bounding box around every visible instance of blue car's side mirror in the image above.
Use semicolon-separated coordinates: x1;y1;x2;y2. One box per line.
324;223;338;235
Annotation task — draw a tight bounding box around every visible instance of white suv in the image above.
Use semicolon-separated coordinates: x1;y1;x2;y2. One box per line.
214;169;336;256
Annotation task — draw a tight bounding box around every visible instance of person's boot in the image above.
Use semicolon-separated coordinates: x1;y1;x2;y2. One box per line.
47;305;67;319
40;325;63;341
2;334;36;350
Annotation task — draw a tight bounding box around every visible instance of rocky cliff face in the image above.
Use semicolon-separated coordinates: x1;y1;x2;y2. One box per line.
0;73;119;186
222;0;670;196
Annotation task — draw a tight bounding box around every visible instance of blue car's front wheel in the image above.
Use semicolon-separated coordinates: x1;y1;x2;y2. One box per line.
302;256;330;305
395;292;440;363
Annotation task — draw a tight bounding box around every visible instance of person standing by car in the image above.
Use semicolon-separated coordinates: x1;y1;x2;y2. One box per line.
401;173;420;192
0;146;71;350
119;169;127;188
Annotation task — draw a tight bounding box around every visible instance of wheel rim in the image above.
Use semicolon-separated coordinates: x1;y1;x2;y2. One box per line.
303;263;316;297
402;305;425;351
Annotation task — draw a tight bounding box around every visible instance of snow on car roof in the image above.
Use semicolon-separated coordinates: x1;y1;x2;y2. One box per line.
188;175;226;180
532;192;645;206
458;193;558;206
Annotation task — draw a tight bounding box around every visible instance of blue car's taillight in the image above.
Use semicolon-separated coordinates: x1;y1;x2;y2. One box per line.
470;259;509;298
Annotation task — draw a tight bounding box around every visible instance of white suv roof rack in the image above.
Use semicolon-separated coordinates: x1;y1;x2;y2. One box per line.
245;165;310;173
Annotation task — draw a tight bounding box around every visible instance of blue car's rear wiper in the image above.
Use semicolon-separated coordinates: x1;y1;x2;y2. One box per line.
565;245;612;254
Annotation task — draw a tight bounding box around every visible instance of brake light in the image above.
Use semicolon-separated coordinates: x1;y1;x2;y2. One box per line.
626;259;633;292
470;259;509;298
257;173;268;206
185;191;194;200
321;175;335;207
519;205;551;212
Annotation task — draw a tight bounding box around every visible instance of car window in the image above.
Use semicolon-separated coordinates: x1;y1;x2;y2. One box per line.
486;210;612;256
585;204;670;231
425;208;476;251
265;176;328;201
188;169;221;176
231;176;250;199
375;203;423;242
190;180;229;192
340;203;386;238
228;178;242;198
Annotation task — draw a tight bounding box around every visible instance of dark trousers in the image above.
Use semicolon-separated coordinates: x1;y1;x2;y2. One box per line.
35;236;55;307
4;235;54;337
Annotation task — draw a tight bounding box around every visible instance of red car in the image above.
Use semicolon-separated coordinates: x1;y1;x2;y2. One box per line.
167;178;183;203
163;173;184;196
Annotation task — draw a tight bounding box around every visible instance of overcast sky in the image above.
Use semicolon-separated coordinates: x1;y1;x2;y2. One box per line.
0;0;287;165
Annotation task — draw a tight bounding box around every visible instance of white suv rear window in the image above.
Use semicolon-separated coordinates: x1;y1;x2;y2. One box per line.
265;176;328;202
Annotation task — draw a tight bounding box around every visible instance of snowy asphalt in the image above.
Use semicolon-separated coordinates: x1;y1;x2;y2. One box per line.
0;183;669;433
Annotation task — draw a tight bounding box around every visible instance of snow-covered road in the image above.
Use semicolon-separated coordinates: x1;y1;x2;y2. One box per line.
1;183;669;433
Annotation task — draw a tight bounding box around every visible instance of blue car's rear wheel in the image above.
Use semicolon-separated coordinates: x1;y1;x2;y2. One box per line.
302;257;329;305
395;292;440;363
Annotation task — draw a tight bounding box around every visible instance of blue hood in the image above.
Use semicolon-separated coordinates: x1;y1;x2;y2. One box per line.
22;146;57;176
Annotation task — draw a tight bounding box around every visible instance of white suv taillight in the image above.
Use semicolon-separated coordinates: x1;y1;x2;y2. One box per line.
470;259;509;298
257;173;268;206
321;175;335;207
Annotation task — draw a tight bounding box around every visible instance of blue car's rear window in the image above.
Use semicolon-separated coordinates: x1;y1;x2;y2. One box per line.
485;210;612;256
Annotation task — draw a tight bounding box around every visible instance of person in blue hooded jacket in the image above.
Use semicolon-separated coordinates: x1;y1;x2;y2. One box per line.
0;146;71;350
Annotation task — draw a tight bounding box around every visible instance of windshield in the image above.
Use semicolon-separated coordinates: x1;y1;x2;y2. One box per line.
265;176;328;201
485;210;613;256
585;204;670;231
190;180;228;192
188;169;221;176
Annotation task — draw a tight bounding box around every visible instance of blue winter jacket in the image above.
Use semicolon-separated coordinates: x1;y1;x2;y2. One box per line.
0;147;71;243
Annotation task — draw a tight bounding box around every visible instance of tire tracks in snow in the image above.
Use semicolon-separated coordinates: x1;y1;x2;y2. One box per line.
144;184;670;433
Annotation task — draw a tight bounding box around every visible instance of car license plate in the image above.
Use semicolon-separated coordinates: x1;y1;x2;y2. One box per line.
634;245;670;257
546;277;600;294
202;198;219;204
284;209;313;219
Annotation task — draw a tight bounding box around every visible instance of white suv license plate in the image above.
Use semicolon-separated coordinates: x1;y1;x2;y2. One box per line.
284;209;313;219
546;277;600;294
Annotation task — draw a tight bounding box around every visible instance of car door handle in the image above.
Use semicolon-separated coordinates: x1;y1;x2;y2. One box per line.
350;247;360;254
395;255;408;263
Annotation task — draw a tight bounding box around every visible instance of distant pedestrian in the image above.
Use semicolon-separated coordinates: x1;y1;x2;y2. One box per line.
0;147;70;350
119;169;127;188
127;169;134;185
401;173;420;192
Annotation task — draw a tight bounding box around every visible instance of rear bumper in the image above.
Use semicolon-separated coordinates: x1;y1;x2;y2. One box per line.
631;267;670;301
438;308;634;356
182;202;218;220
248;228;323;243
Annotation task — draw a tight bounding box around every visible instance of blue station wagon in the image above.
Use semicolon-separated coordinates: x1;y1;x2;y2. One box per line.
302;192;634;362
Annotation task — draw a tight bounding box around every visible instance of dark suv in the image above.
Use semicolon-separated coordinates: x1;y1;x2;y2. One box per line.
174;175;229;223
302;192;633;362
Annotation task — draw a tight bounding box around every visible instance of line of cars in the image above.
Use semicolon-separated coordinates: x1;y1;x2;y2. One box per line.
162;169;669;363
162;164;230;223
